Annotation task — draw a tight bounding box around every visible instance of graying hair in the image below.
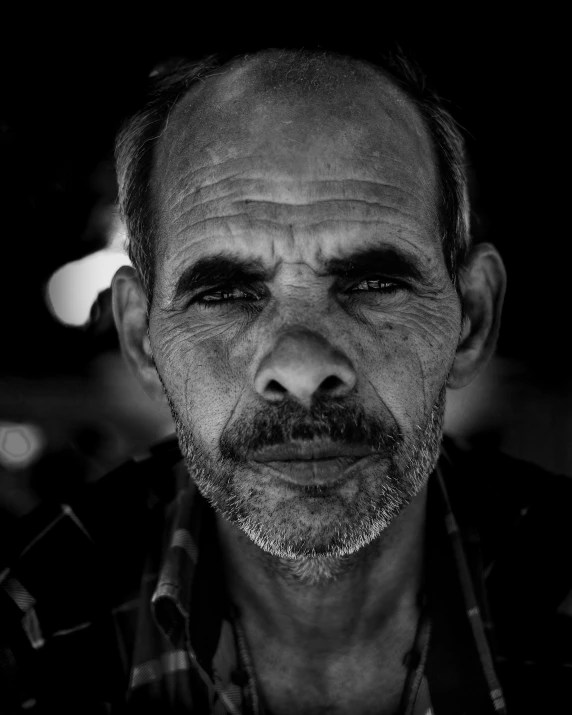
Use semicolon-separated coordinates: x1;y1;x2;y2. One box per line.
115;48;471;304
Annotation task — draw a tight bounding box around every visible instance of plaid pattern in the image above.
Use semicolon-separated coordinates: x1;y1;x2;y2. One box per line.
2;436;572;713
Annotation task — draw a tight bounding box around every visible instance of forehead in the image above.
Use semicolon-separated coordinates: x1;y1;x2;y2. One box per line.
157;58;435;180
151;56;439;276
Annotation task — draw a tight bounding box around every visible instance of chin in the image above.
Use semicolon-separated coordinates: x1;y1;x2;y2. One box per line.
276;553;355;585
233;488;398;560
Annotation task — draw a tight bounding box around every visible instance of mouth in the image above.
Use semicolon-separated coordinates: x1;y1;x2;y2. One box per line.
249;441;376;487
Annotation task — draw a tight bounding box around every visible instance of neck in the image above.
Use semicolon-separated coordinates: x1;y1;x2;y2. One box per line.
216;484;428;656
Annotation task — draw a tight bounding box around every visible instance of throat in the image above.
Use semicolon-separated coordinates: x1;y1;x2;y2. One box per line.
220;491;429;713
218;485;428;650
234;603;424;715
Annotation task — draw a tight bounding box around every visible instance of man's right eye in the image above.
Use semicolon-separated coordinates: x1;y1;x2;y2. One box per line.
193;286;263;306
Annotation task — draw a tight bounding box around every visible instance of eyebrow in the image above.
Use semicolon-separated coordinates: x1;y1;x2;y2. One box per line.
171;254;273;303
170;246;425;303
321;246;425;282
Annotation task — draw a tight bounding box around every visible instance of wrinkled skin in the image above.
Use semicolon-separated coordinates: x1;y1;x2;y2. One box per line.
152;65;459;560
113;56;505;714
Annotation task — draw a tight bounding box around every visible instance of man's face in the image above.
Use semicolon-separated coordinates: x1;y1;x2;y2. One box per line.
148;66;462;560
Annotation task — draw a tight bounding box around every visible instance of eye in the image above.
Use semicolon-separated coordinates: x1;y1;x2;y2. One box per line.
349;278;402;293
193;285;264;306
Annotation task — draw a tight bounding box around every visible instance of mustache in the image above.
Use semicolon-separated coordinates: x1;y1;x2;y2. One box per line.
219;395;402;462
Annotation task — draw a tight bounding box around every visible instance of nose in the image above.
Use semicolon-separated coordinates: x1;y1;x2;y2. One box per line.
254;329;357;407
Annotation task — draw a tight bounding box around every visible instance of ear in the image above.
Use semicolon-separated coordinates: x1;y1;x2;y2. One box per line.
111;266;168;404
447;243;507;390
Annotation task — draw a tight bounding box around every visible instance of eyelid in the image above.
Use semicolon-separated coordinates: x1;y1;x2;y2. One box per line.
340;274;407;289
190;282;267;305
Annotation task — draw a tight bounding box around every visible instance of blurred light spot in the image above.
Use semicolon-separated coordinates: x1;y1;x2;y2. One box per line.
0;423;45;469
45;212;130;327
46;251;131;326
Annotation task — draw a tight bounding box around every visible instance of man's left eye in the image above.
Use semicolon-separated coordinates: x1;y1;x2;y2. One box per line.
349;279;401;293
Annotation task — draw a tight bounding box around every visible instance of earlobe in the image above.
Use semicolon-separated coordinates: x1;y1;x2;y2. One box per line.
111;266;167;403
447;243;506;390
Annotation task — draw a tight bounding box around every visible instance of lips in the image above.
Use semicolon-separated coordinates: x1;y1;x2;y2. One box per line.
250;441;375;486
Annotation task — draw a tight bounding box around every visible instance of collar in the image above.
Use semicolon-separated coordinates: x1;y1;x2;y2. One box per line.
150;470;216;658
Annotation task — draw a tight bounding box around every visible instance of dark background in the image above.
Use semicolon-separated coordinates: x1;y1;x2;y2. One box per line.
0;17;569;518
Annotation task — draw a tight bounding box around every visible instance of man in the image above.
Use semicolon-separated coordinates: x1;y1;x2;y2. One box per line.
2;47;572;715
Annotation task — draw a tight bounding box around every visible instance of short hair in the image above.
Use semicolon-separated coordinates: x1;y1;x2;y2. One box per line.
115;47;471;305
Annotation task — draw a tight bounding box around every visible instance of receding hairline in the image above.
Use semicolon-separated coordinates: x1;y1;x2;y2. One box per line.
155;48;436;201
163;49;429;136
205;49;405;98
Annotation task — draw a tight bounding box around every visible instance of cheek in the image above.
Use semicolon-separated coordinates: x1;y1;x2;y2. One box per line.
361;308;459;426
151;317;244;445
358;327;425;426
411;300;462;386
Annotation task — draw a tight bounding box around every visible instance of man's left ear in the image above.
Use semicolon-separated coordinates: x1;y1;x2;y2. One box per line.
447;242;507;389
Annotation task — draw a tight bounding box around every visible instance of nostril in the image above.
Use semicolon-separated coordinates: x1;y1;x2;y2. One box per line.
318;375;345;394
266;379;288;400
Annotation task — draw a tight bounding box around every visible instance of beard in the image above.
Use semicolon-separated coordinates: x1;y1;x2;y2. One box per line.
164;382;446;584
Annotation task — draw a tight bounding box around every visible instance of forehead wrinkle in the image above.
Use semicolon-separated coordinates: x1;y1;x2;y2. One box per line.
162;156;270;204
170;173;429;208
169;207;430;244
161;168;432;234
165;170;243;213
165;171;435;241
160;143;433;213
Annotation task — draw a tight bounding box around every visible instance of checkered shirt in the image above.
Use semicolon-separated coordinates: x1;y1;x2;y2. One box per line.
2;437;572;714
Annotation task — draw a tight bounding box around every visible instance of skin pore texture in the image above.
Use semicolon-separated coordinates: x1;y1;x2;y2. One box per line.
113;53;506;714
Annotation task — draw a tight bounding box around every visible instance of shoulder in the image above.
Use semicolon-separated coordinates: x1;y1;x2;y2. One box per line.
441;435;572;551
441;438;572;707
0;437;183;713
440;436;572;596
2;437;183;571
